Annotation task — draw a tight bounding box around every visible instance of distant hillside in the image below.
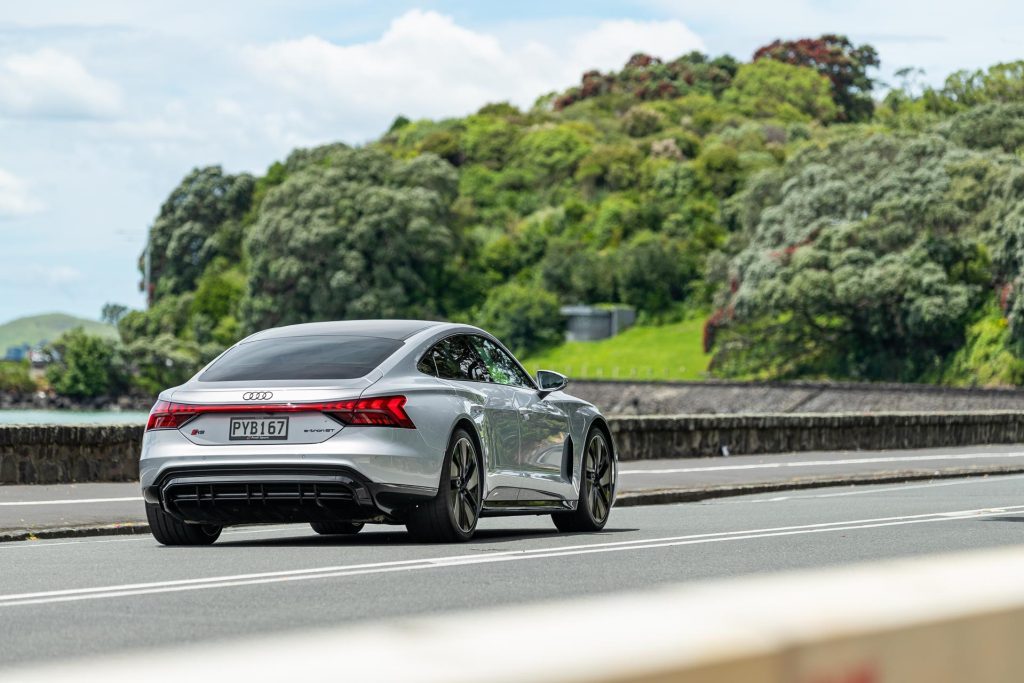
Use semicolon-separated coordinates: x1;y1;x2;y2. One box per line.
0;313;116;352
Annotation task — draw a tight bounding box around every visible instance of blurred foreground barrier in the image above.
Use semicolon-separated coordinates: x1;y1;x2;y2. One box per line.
9;544;1024;682
4;411;1024;483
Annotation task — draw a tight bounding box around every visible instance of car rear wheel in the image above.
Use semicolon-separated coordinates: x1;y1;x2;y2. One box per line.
406;428;482;542
146;503;222;546
310;521;364;535
553;428;615;533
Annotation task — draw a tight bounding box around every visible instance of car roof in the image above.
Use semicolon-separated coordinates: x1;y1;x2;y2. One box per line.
245;319;446;342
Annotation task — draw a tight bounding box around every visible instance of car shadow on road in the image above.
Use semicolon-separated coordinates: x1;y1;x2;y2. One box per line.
213;526;638;548
983;516;1024;523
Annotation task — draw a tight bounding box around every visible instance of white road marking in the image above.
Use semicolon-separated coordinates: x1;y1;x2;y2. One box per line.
0;497;142;507
2;505;1021;608
619;451;1024;475
727;474;1024;504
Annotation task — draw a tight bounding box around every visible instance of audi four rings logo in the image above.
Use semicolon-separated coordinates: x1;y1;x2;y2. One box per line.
242;391;273;401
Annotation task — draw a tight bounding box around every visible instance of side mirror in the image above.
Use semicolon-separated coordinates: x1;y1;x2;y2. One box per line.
536;370;568;398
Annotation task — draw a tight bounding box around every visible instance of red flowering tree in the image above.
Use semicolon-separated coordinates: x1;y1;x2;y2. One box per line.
753;35;879;122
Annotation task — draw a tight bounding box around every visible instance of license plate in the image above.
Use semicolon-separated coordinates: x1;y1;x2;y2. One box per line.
229;417;288;441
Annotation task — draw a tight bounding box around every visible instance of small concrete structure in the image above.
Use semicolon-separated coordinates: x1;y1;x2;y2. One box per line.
560;305;635;342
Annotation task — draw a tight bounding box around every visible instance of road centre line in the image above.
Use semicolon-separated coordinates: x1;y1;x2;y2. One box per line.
619;451;1024;475
3;505;1022;608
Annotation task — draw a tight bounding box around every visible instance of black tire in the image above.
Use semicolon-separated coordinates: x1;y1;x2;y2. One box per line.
553;428;615;533
406;428;482;542
310;521;364;535
146;504;222;546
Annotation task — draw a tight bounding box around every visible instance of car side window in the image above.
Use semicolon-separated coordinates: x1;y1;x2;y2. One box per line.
416;350;438;376
427;336;490;382
469;336;533;388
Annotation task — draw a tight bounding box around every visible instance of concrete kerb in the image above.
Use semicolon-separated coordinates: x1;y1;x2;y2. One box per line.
0;523;150;543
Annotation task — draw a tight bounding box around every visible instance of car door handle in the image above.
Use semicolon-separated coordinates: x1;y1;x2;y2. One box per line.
519;411;530;421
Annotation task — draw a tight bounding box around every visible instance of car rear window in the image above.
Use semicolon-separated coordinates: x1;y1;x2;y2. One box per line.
199;335;404;382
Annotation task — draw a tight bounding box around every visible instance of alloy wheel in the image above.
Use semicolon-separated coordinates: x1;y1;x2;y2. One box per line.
449;437;481;533
585;433;614;524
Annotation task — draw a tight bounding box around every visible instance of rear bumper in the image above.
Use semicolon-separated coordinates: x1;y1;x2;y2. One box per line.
145;465;436;526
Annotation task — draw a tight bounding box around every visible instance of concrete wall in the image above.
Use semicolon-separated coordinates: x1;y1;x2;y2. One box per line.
5;411;1024;484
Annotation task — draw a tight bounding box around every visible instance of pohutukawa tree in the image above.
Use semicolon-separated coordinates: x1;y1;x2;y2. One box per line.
753;34;879;122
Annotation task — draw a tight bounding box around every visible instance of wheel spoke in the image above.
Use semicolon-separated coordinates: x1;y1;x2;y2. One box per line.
461;496;475;530
594;490;606;521
455;489;465;527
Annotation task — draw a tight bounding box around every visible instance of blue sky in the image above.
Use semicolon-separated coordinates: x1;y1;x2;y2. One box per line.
1;0;1022;325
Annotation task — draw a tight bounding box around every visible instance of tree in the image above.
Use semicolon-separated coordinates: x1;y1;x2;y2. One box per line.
944;103;1024;153
45;328;128;399
724;60;837;123
242;147;460;331
100;303;128;326
474;282;563;356
711;134;1004;381
614;231;697;316
0;361;34;393
942;61;1024;107
753;35;879;121
554;51;737;110
123;334;205;396
143;166;254;303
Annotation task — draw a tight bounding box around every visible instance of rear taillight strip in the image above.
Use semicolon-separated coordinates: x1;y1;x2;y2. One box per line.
146;396;414;431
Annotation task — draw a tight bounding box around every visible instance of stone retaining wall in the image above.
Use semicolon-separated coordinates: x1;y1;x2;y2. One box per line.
609;412;1024;460
572;379;1024;415
4;412;1024;484
0;425;143;485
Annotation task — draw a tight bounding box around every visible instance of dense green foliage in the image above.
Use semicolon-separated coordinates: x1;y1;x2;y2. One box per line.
0;361;34;393
45;328;128;399
243;148;461;329
40;38;1024;398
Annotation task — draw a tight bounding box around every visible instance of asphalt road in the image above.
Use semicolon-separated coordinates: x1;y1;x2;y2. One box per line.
3;471;1024;668
4;444;1024;532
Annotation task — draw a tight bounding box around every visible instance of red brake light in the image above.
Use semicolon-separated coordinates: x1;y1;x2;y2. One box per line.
145;395;414;431
327;395;414;428
146;400;199;431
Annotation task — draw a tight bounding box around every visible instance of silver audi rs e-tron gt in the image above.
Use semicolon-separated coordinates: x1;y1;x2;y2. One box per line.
140;320;617;545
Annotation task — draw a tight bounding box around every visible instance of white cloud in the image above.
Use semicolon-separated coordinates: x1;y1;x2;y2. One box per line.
36;265;82;286
0;48;122;119
240;11;705;139
0;169;42;217
568;19;705;74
